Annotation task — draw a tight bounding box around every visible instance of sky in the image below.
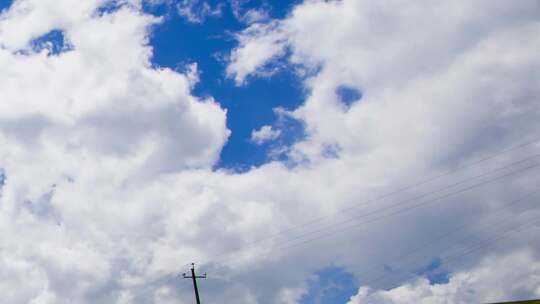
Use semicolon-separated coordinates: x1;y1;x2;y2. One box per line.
145;0;306;170
0;0;539;303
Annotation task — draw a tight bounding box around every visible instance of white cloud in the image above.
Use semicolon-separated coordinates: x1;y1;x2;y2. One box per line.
0;0;104;50
0;1;230;302
226;20;289;85
224;0;540;302
1;0;540;303
230;0;270;25
176;0;223;24
227;0;540;164
348;250;540;304
251;125;281;144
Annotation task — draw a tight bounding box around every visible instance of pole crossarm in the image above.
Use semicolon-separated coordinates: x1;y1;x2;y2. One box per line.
183;263;206;304
183;274;207;279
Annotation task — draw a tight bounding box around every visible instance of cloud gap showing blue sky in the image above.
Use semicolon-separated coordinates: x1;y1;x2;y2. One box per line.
0;0;10;11
0;0;539;303
145;1;307;169
29;29;71;55
299;267;358;304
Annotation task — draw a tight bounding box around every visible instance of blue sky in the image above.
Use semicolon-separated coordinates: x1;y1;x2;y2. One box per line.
300;267;358;304
0;0;10;11
0;0;485;301
0;0;355;301
0;0;306;170
1;0;539;303
145;2;358;301
144;0;307;170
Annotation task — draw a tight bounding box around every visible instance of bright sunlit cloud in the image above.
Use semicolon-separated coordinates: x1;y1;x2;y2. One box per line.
1;0;539;303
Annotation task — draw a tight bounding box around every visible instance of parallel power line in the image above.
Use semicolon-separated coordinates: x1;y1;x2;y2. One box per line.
273;161;538;253
192;186;539;302
150;184;539;302
208;157;539;267
350;189;540;286
202;138;540;267
273;157;538;249
129;138;540;299
366;212;540;290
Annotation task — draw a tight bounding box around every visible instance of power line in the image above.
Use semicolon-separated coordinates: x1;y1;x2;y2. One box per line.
275;162;538;253
197;186;539;301
271;155;540;249
350;189;540;286
203;139;540;266
136;139;540;296
210;160;538;267
366;213;540;289
201;186;539;301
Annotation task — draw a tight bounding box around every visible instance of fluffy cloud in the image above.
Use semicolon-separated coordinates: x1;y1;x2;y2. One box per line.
348;250;540;304
251;125;281;144
228;0;540;169
0;0;230;302
176;0;223;24
230;0;270;25
225;0;540;302
226;20;288;85
1;0;540;303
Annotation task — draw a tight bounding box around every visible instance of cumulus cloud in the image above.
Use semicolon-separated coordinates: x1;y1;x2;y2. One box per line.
228;0;540;165
176;0;223;24
224;0;540;302
251;125;281;144
230;0;270;25
226;20;289;85
1;0;540;303
348;250;540;304
0;0;230;302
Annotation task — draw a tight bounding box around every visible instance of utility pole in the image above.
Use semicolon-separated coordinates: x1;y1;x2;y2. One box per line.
183;263;206;304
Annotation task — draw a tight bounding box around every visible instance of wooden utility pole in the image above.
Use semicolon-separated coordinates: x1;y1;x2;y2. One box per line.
183;263;206;304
